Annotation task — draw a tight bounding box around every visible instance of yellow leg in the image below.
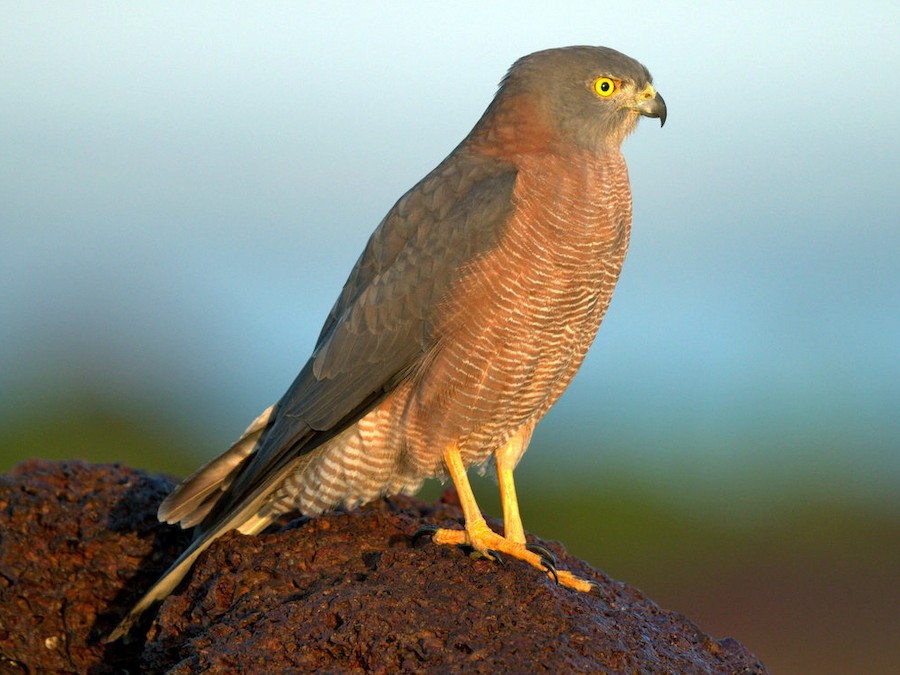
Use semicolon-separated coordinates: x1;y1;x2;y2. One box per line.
437;443;491;540
497;464;525;544
427;442;598;593
495;428;531;544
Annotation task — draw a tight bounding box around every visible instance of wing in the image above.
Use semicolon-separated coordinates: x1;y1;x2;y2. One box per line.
290;155;519;431
110;149;518;643
198;149;517;530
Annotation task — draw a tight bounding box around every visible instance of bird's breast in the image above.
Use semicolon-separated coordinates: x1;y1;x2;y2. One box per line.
403;150;633;469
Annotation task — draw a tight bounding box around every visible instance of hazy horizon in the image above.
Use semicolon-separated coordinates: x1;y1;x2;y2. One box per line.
3;4;898;492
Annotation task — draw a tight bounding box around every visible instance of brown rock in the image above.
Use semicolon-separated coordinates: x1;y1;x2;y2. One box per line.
0;460;766;673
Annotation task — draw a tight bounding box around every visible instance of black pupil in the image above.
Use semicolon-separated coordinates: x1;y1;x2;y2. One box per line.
600;81;610;92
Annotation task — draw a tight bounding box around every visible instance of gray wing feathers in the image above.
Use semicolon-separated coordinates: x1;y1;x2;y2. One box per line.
294;159;519;431
194;155;517;528
107;155;517;641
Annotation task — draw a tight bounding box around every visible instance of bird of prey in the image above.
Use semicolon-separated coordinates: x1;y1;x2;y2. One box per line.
108;45;665;641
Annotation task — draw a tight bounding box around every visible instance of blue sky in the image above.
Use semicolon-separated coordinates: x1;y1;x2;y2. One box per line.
2;3;898;494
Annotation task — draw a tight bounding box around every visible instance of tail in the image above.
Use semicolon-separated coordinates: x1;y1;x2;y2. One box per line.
106;405;283;642
106;533;212;642
159;406;275;528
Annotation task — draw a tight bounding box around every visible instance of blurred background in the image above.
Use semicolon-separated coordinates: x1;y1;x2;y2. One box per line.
2;3;897;672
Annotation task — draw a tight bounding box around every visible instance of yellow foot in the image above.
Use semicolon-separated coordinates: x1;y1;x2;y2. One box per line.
416;518;599;594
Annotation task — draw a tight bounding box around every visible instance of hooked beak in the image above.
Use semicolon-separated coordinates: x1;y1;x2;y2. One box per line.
634;84;667;127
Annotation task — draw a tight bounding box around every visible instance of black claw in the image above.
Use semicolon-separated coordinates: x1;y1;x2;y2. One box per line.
411;525;439;546
588;580;603;594
526;543;556;566
485;549;504;566
540;556;559;585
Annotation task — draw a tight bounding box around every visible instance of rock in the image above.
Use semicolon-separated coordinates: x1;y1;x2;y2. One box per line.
0;460;766;673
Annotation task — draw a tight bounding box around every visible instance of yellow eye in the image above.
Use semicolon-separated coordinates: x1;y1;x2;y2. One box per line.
593;77;617;97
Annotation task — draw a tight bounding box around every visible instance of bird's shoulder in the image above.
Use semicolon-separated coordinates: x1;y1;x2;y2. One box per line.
314;150;518;352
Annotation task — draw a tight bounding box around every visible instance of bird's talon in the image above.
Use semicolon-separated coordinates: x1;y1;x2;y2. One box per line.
588;580;603;594
485;549;504;566
526;543;556;566
411;525;439;546
540;556;559;584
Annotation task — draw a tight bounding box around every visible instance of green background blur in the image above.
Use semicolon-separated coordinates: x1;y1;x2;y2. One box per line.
2;4;897;673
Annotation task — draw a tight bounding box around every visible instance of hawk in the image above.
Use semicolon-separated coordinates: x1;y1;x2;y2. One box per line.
109;45;665;640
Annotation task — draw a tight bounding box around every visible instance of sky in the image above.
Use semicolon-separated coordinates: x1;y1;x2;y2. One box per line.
1;2;898;497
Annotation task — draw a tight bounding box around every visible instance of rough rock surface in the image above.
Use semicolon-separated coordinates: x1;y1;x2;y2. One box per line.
0;460;767;673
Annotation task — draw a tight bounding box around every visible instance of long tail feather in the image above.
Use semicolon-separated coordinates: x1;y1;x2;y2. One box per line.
105;447;293;643
158;405;275;528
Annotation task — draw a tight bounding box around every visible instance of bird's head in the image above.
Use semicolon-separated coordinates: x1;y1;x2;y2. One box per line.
478;46;665;155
